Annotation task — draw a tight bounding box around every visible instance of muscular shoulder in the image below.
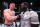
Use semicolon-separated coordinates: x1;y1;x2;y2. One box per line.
30;11;35;14
30;11;37;14
30;11;38;16
4;9;9;12
30;11;34;13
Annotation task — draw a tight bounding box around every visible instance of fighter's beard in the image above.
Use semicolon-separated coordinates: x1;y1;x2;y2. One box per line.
22;7;27;12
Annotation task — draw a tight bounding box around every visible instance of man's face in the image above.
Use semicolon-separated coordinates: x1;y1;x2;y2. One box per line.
21;3;24;9
10;3;15;10
21;3;28;12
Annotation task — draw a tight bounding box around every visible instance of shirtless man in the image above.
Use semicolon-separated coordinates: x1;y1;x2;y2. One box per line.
4;3;18;27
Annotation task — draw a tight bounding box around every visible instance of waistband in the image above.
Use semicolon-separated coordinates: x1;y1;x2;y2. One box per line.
4;24;13;26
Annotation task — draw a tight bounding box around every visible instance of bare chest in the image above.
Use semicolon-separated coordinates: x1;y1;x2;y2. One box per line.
8;11;15;16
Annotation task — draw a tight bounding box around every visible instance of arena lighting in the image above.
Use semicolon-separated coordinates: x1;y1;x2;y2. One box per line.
30;3;33;5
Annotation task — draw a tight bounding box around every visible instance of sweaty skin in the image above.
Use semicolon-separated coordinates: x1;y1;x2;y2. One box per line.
4;9;17;24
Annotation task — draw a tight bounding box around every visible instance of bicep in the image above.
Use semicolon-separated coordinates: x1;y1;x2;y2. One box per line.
30;13;39;24
4;11;10;19
31;12;39;22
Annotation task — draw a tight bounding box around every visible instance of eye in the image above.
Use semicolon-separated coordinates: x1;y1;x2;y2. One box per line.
12;5;15;6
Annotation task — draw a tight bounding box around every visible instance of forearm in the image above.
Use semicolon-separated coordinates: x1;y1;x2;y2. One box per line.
8;16;17;21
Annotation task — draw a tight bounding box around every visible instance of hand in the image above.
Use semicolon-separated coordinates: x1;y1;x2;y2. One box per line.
17;15;19;18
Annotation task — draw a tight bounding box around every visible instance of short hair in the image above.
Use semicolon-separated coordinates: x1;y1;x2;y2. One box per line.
9;2;15;5
22;2;28;7
10;3;15;4
8;2;15;8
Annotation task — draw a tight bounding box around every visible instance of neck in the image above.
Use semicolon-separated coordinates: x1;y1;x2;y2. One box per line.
24;8;28;12
9;8;14;11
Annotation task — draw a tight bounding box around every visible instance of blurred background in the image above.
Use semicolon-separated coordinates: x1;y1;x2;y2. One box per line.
0;0;40;27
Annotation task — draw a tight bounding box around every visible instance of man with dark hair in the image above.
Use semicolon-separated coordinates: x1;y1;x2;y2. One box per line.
21;2;28;12
4;3;19;27
20;2;39;27
20;2;31;27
